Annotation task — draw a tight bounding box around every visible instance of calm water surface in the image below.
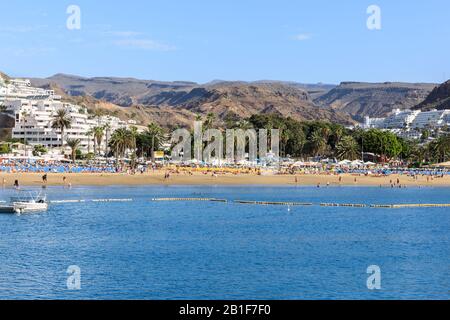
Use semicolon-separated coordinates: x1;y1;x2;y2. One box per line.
0;185;449;300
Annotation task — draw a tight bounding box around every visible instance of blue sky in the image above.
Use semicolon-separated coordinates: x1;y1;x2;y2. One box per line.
0;0;449;84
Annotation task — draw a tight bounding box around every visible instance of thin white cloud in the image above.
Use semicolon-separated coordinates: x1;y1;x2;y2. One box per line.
104;28;176;51
0;25;48;33
108;31;143;37
293;33;312;41
113;39;176;51
0;47;56;57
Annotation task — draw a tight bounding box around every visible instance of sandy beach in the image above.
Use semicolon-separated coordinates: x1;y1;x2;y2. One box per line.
1;172;450;187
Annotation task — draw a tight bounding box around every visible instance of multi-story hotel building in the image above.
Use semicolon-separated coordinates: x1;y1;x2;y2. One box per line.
1;78;135;154
0;78;58;102
364;108;450;139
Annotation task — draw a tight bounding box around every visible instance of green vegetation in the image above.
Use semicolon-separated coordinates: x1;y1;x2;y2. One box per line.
32;145;47;156
51;109;72;150
93;126;104;156
66;138;81;163
0;143;11;154
233;113;450;164
137;123;166;161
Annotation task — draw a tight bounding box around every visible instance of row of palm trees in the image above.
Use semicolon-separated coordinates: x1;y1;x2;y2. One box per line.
86;124;112;156
50;108;113;163
109;123;166;162
50;108;168;163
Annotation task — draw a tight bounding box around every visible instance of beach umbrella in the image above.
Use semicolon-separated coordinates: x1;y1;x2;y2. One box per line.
351;160;364;167
338;160;352;166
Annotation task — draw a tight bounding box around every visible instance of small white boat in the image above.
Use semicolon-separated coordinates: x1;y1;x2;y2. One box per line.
0;191;48;214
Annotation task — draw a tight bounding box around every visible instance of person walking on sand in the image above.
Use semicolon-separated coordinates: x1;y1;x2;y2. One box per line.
42;174;48;184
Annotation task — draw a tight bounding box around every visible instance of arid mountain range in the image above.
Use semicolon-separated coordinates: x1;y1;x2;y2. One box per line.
2;72;449;130
413;80;450;111
27;74;444;127
30;75;352;127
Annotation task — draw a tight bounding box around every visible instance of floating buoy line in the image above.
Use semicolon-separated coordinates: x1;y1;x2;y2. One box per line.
19;198;450;209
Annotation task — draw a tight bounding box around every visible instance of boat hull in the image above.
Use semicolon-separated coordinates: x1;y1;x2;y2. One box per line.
0;206;16;214
13;202;48;214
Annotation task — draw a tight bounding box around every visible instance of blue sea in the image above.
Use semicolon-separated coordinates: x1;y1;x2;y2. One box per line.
0;185;449;300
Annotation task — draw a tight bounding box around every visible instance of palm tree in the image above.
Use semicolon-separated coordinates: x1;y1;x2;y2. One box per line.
86;128;94;154
195;114;203;122
310;129;327;156
109;128;133;161
129;126;139;166
236;119;252;130
204;112;216;130
430;135;450;163
335;136;359;160
66;139;81;163
51;109;72;152
145;123;166;162
103;122;111;158
93;126;104;156
331;126;344;147
93;109;104;125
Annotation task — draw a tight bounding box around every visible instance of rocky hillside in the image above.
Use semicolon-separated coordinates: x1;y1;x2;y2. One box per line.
162;82;354;124
30;74;354;125
414;80;450;111
315;82;436;121
31;74;198;107
0;71;9;82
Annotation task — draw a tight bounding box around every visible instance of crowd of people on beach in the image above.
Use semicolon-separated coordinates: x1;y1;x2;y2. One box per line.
1;158;450;177
0;159;159;174
1;160;121;174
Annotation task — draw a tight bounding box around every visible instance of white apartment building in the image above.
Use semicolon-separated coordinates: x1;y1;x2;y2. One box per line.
410;110;450;130
1;78;134;155
363;108;450;140
365;109;450;131
0;78;59;102
381;109;421;129
363;116;385;129
5;98;130;154
364;109;420;130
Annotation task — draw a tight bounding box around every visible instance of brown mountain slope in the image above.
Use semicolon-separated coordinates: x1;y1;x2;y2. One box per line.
315;82;436;121
30;74;355;125
168;83;354;124
414;80;450;111
31;74;198;107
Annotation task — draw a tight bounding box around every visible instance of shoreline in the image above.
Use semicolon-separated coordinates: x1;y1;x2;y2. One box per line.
2;172;450;187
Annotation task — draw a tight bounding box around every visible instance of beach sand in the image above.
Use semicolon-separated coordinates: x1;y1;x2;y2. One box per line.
1;172;450;187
